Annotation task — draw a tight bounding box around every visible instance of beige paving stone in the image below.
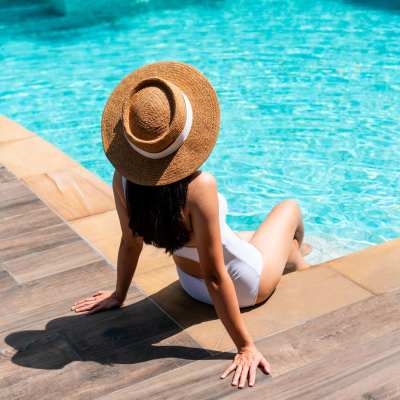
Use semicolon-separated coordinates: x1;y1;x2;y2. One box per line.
135;264;372;352
0;115;35;142
70;210;177;274
327;238;400;295
22;166;115;221
0;135;78;178
137;246;176;276
69;210;121;265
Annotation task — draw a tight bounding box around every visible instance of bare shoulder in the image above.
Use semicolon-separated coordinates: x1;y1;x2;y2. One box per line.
188;170;217;199
187;171;218;216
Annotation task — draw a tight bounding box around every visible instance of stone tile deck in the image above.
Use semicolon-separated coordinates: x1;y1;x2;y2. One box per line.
0;164;210;400
1;115;400;398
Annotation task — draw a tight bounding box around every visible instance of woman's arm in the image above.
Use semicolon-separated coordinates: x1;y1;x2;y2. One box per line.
189;173;271;388
112;170;143;303
188;172;254;350
71;170;143;314
114;240;141;302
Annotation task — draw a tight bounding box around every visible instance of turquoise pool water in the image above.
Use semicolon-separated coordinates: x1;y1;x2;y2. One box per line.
1;0;399;254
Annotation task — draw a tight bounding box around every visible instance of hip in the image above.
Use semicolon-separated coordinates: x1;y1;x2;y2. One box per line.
175;245;264;308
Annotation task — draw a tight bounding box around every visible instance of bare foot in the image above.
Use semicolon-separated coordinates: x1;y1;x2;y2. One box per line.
284;260;311;273
300;243;313;257
296;261;311;271
283;240;312;274
283;262;296;274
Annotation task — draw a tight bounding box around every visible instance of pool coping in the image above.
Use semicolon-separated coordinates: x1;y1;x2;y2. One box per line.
1;114;399;352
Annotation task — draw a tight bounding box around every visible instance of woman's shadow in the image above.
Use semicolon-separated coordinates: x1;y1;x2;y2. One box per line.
4;279;272;371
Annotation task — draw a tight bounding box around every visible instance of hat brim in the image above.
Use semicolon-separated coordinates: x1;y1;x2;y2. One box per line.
101;61;220;186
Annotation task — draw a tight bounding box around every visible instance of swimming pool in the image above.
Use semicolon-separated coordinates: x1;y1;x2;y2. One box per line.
1;0;399;257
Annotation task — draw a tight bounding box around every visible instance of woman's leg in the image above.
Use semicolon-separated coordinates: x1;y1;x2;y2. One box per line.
249;199;310;303
236;230;311;261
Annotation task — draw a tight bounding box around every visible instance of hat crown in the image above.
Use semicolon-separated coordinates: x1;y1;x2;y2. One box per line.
129;86;171;140
122;77;186;154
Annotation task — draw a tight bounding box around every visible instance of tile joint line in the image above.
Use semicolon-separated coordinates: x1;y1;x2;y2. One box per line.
326;265;378;296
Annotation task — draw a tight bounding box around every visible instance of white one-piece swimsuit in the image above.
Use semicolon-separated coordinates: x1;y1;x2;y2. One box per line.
122;175;264;308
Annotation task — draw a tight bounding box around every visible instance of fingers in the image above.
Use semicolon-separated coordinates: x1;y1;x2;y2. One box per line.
72;297;96;306
259;357;272;375
221;350;271;389
231;363;243;387
75;300;104;315
238;364;250;388
248;363;257;386
71;298;97;311
72;301;99;313
71;291;106;312
220;362;237;379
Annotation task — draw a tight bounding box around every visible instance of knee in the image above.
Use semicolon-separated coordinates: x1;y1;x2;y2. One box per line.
282;198;299;208
274;199;303;230
282;199;304;241
278;199;301;214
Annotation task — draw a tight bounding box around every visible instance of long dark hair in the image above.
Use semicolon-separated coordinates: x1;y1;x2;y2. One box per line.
125;170;201;255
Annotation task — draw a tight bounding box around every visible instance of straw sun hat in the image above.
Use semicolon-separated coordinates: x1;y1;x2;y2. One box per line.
101;61;220;186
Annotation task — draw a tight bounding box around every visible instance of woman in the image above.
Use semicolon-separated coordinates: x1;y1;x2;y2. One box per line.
71;61;310;389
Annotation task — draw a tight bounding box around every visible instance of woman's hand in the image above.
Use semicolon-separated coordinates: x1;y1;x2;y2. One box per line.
71;290;123;315
220;344;272;388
